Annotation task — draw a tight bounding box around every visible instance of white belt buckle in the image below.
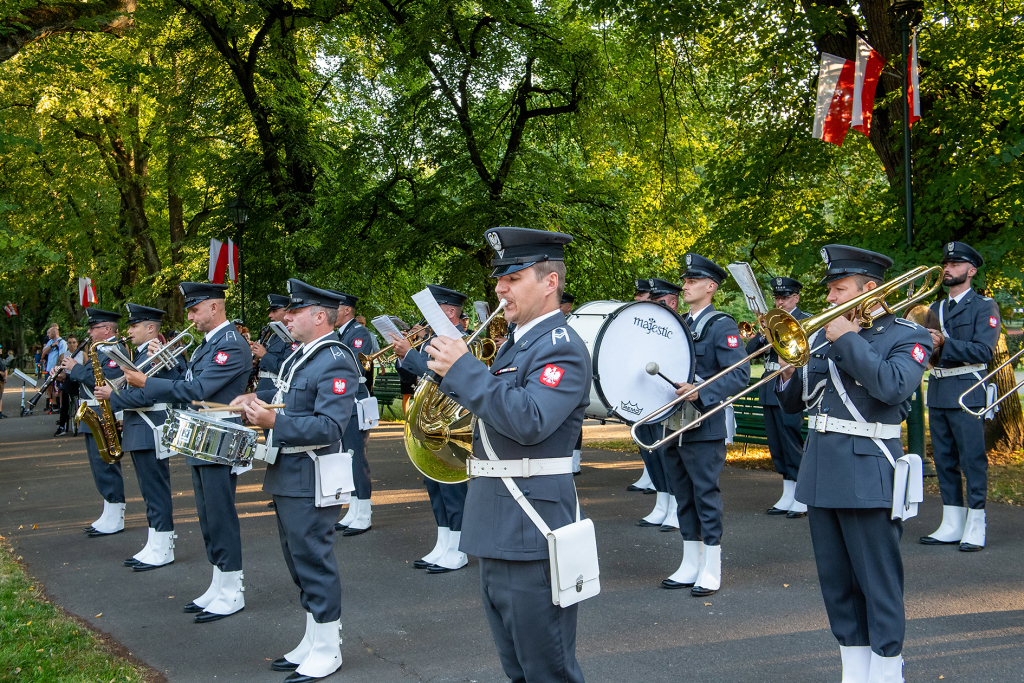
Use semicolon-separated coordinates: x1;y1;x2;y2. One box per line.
814;415;828;433
521;458;531;478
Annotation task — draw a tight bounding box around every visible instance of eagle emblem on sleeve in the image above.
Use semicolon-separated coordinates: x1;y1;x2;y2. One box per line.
911;344;926;364
214;351;230;365
539;364;564;387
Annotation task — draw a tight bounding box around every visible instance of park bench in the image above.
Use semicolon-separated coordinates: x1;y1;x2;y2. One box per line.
372;369;404;420
731;376;808;452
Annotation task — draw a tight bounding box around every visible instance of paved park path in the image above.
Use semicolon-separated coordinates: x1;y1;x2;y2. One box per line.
1;407;1022;682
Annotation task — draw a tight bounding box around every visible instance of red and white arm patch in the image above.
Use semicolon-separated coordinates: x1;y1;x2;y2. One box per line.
989;316;998;328
353;339;363;349
290;343;299;351
726;335;739;348
911;343;926;364
333;379;347;395
214;351;230;365
539;364;564;387
107;360;117;368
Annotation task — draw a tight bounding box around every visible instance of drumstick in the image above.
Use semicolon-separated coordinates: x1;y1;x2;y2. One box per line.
198;403;285;413
646;362;682;388
192;400;231;409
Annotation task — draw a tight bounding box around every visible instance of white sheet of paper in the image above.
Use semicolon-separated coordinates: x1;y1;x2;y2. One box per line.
269;321;295;343
727;262;768;316
473;301;490;326
12;368;37;387
412;288;463;340
371;315;404;344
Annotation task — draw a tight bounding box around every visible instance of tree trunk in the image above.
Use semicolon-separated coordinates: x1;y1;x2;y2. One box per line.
985;333;1024;454
0;0;135;63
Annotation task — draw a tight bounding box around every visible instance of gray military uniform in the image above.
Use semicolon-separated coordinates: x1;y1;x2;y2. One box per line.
336;319;374;500
109;343;185;532
146;323;252;572
927;290;1000;509
664;306;750;544
256;336;358;622
777;314;932;656
256;330;294;393
438;311;592;683
68;340;128;504
745;307;809;482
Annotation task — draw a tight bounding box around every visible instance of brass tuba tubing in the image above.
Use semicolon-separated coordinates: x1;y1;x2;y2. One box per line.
358;326;430;371
958;348;1024;417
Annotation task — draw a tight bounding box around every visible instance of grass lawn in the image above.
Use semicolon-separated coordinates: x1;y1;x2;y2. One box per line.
0;536;155;682
586;439;777;472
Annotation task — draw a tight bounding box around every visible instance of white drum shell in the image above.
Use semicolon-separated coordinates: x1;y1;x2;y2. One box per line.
567;300;694;423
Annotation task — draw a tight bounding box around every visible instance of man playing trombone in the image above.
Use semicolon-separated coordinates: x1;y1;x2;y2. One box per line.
919;241;1000;552
777;245;933;682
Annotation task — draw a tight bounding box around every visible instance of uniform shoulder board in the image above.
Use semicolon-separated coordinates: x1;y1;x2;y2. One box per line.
980;295;993;301
551;327;570;345
330;346;344;359
225;330;237;341
894;318;918;329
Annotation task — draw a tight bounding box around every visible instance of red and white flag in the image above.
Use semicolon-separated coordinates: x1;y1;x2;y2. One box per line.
851;37;886;136
812;53;856;146
907;32;921;126
78;277;98;308
208;238;240;284
4;302;17;317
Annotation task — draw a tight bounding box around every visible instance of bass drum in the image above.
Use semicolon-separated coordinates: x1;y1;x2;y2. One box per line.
567;300;694;424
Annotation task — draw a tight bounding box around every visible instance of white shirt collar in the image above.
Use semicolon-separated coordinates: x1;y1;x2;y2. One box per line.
204;319;233;342
687;304;711;320
949;288;972;305
301;331;336;355
511;309;561;341
137;339;152;353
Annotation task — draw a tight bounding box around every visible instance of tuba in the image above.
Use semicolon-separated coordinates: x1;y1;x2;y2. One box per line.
404;302;506;483
74;337;127;463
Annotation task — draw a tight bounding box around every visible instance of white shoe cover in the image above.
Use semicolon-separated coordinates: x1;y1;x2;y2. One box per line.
840;645;871;683
632;466;653;491
661;496;680;529
284;612;315;665
92;501;125;534
133;528;157;564
693;543;721;592
347;499;372;531
433;529;468;570
204;570;244;615
789;499;808;514
927;505;968;542
666;540;702;585
868;652;904;683
296;619;342;678
422;527;449;565
642;491;670;525
338;501;357;527
772;479;796;511
145;530;176;566
961;508;986;547
194;566;222;610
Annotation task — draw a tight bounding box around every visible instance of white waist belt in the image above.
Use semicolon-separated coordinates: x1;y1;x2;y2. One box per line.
808;414;901;440
133;403;168;413
930;364;985;379
84;399;99;407
468;456;574;478
279;444;330;454
258;371;276;379
764;361;781;372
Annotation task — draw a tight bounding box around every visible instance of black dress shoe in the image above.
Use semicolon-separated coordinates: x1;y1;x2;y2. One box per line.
83;526;96;533
271;658;299;672
87;528;123;538
285;672;321;682
643;488;657;495
333;522;349;531
919;535;958;545
267;501;276;509
133;561;170;572
182;602;205;614
659;525;678;532
626;484;645;492
342;526;371;537
959;542;983;552
124;558;140;567
661;578;694;589
426;565;462;574
766;507;789;515
194;607;242;623
691;585;718;597
53;428;67;437
786;510;807;519
637;519;661;527
412;559;438;569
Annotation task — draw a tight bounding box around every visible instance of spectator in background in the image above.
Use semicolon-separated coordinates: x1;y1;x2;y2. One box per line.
54;336;81;436
41;325;68;413
0;345;7;418
34;346;42;375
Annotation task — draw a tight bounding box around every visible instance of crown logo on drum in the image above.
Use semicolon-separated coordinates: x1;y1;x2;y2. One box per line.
619;401;643;416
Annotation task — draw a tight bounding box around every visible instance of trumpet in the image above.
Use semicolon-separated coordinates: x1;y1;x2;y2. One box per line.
958;348;1024;417
632;265;944;451
358;324;431;371
137;323;196;376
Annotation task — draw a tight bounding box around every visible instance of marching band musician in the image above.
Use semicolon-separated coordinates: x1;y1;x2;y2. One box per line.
331;291;376;537
61;308;129;538
627;278;657;493
745;277;810;518
121;282;252;624
660;256;750;596
231;280;358;683
252;294;294;393
93;304;184;571
425;226;591;683
638;278;683;532
920;241;1000;552
777;245;932;682
391;285;471;573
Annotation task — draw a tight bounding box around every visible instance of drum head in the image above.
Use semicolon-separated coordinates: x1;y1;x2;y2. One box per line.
589;301;694;424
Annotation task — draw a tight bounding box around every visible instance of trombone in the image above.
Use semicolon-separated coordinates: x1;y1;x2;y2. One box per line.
631;265;944;451
958;348;1024;417
358;324;431;371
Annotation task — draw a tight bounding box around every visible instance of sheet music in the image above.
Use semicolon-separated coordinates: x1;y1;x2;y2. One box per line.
269;321;295;343
371;315;404;344
727;262;769;316
11;368;36;387
412;288;463;340
473;301;490;327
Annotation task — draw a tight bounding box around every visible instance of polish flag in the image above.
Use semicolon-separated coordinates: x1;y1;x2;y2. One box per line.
851;37;886;136
907;33;921;126
812;53;856;146
78;277;98;308
4;302;17;317
208;238;240;284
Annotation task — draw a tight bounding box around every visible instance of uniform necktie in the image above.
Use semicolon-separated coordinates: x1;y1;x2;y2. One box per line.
948;298;957;311
506;330;515;347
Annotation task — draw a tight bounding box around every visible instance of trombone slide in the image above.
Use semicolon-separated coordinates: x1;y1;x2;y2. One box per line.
957;348;1024;417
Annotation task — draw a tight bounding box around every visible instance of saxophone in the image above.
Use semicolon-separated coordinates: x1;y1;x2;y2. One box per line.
74;339;125;464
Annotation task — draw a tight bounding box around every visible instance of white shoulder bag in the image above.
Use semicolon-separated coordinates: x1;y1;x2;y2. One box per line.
478;421;600;607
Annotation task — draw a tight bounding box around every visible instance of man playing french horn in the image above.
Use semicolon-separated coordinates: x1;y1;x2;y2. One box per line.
423;227;592;683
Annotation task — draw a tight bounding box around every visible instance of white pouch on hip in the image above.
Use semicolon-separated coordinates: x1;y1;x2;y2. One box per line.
357;397;379;431
311;449;354;508
479;421;600;607
137;408;173;460
891;453;924;521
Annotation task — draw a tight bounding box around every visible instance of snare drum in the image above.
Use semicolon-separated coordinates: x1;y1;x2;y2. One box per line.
161;409;258;466
567;300;694;424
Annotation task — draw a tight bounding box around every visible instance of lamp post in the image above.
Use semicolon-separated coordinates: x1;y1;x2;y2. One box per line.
228;196;250;322
891;0;927;462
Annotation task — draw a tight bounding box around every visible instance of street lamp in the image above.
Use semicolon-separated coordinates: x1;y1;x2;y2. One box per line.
228;196;250;321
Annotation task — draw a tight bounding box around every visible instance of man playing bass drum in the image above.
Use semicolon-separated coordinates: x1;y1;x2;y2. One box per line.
426;226;592;682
